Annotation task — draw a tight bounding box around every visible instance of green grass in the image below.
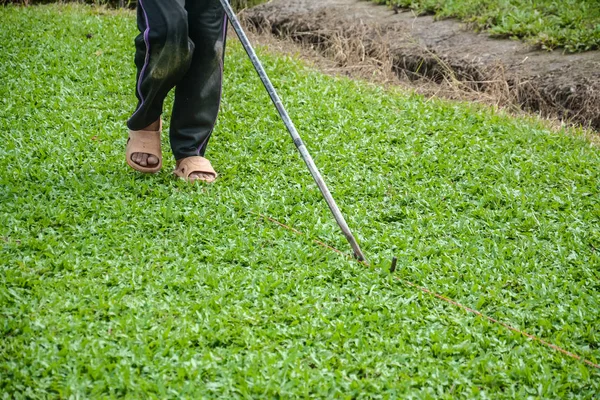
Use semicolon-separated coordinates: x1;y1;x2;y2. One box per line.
372;0;600;52
1;4;600;398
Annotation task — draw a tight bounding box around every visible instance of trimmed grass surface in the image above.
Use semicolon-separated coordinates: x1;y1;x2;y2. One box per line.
373;0;600;52
1;4;600;398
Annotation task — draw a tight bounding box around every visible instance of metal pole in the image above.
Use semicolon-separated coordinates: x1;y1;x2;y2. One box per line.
219;0;366;262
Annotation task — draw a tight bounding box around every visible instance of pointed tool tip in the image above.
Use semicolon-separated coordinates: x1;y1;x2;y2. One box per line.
390;256;398;273
353;252;366;262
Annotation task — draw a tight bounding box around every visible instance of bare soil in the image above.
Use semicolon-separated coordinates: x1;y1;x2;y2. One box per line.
242;0;600;130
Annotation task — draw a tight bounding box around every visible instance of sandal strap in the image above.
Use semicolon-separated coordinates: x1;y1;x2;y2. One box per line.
174;156;217;182
127;129;161;157
126;123;163;173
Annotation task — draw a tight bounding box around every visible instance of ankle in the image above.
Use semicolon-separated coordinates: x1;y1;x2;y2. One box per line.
143;120;160;131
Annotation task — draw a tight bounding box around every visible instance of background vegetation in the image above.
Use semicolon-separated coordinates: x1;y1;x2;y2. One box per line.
1;0;264;10
373;0;600;52
1;4;599;398
7;0;600;50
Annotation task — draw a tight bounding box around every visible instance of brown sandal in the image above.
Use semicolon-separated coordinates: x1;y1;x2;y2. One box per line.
126;121;162;173
174;156;217;183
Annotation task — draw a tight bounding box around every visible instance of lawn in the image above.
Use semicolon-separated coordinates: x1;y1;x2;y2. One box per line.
372;0;600;52
1;4;599;398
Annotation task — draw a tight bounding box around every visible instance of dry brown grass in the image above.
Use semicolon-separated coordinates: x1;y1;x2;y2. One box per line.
238;10;598;137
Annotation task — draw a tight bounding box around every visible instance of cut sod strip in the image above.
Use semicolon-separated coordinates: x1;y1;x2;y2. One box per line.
373;0;600;52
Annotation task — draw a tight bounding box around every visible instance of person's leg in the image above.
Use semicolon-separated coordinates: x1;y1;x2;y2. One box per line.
126;0;193;169
170;0;227;180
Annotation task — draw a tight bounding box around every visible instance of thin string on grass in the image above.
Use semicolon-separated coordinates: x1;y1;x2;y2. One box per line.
254;212;600;370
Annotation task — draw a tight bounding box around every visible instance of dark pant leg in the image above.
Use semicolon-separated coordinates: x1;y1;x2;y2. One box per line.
127;0;194;131
169;0;227;160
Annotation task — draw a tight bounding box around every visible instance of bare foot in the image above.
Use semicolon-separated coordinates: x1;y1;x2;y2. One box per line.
131;152;159;168
175;159;215;183
131;120;160;168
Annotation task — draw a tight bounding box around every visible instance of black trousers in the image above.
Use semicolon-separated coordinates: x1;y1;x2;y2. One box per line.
127;0;227;159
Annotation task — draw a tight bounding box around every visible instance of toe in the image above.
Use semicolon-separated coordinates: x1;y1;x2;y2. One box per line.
131;152;140;164
131;152;159;168
147;155;159;166
188;172;215;183
139;153;148;167
200;173;215;182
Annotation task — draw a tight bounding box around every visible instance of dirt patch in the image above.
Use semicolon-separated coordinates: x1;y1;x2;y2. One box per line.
242;0;600;130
